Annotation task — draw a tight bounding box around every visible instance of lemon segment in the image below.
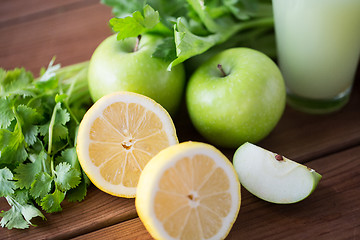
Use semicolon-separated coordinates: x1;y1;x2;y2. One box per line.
136;142;241;240
76;91;178;198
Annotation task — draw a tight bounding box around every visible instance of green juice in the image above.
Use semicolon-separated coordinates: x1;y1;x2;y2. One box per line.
273;0;360;113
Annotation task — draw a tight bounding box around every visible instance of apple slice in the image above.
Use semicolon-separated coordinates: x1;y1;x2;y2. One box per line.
233;142;321;204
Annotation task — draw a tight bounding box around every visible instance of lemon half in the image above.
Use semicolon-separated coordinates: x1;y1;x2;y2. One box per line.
76;91;178;197
136;142;241;240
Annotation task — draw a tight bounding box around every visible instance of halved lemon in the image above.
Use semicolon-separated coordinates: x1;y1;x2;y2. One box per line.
76;91;178;198
136;141;241;240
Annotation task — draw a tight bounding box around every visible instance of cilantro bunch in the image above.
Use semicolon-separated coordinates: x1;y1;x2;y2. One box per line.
102;0;275;71
0;59;91;229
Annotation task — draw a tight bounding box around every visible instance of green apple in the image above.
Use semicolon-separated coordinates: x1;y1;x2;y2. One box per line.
88;34;186;115
186;48;286;148
233;142;322;204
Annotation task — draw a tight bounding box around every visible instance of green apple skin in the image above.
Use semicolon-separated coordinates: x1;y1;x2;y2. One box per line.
186;48;286;148
88;34;186;115
233;142;322;204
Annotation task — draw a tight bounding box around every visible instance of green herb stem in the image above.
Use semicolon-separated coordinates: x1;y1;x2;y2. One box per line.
47;103;60;155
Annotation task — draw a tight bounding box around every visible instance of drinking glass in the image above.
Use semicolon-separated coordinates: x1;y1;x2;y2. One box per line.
272;0;360;114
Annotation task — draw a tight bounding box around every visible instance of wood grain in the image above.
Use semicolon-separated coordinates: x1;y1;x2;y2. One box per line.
1;1;360;239
0;2;112;74
70;146;360;240
73;218;152;240
0;0;98;26
0;185;137;240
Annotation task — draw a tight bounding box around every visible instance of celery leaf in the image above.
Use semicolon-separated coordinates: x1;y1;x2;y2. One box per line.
110;4;160;40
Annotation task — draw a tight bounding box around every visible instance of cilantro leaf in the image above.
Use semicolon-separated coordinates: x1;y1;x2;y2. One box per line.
54;162;81;191
34;77;58;92
56;148;80;170
30;172;53;199
0;124;27;169
56;148;76;164
16;105;42;146
0;168;16;197
110;4;160;40
0;58;92;229
55;147;90;202
0;98;15;128
39;103;70;153
53;103;71;126
55;93;68;103
38;57;61;83
0;205;30;229
13;151;45;189
0;190;45;229
40;188;65;213
66;176;89;202
50;108;70;143
0;68;35;98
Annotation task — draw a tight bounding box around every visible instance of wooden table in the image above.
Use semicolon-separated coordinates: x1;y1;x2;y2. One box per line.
1;1;359;239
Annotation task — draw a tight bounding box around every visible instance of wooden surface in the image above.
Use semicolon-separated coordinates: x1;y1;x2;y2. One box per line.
1;1;359;239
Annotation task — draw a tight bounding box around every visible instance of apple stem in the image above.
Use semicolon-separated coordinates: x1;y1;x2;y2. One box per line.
275;154;284;161
134;35;142;52
217;64;227;77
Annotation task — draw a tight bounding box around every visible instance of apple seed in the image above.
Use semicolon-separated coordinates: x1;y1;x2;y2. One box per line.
275;154;284;161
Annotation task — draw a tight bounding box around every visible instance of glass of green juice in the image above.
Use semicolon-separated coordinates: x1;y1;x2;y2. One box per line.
272;0;360;114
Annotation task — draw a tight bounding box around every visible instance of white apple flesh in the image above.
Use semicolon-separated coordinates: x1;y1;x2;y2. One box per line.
233;142;321;204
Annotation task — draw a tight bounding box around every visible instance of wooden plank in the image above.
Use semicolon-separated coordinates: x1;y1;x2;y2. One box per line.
70;145;360;240
0;185;137;240
72;218;152;240
0;0;98;26
228;145;360;239
1;0;360;239
1;0;359;162
0;2;113;74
